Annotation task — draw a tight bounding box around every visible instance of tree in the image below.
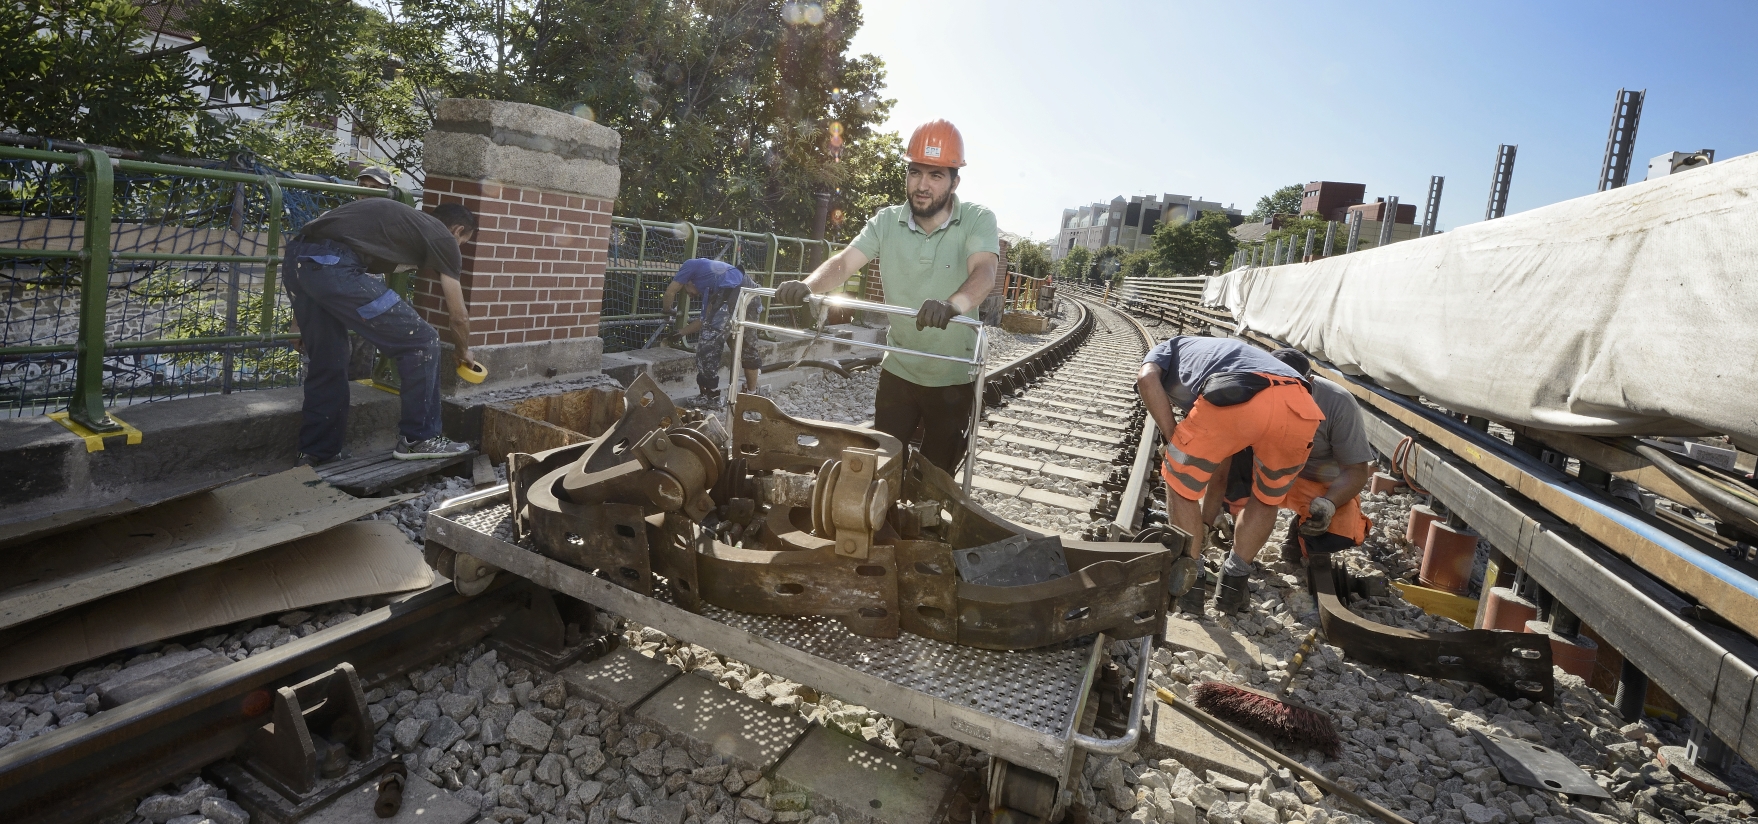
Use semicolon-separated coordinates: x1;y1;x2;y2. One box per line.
1150;210;1237;275
1059;245;1092;282
1009;238;1053;279
1248;183;1305;222
1118;249;1153;279
394;0;899;238
1254;213;1336;261
1;0;390;159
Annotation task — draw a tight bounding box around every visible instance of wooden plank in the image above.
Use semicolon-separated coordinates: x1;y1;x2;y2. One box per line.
1503;424;1717;513
1391;582;1479;627
1320;364;1758;639
0;468;410;630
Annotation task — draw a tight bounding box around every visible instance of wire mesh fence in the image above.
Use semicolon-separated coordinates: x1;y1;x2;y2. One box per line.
601;218;859;353
0;145;398;424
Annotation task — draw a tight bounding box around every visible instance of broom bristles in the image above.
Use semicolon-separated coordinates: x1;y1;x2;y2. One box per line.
1190;681;1341;757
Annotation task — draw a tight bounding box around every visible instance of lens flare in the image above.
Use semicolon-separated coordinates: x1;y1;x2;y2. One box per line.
570;103;596;121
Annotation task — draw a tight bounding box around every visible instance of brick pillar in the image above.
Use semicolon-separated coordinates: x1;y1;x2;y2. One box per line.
418;99;620;390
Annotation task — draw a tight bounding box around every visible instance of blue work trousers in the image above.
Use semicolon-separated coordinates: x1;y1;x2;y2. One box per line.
283;238;442;459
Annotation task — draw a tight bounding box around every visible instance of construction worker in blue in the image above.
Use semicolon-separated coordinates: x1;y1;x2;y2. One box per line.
661;258;763;409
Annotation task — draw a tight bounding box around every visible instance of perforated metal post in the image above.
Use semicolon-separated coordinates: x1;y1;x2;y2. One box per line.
1421;176;1444;237
1302;228;1315;260
70;149;120;432
1376;197;1398;248
1598;88;1646;192
1485;144;1517;220
1345;212;1362;253
1322;220;1336;257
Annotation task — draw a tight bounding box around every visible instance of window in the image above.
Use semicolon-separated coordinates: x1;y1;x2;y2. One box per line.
1124;202;1141;227
1141;208;1161;235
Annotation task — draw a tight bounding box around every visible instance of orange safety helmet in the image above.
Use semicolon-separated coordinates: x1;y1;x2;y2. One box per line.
905;120;967;168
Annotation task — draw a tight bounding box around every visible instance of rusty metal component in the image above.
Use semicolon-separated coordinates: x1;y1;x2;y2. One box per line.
233;663;377;799
500;375;1172;650
1311;554;1555;701
898;537;1168;650
733;393;903;489
375;758;406;818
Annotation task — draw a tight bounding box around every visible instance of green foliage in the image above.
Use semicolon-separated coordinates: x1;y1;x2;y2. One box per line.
1248;183;1305;222
1;0;375;156
1059;245;1092;281
1150;211;1237;276
1258;214;1335;258
1009;238;1053;279
395;0;899;238
1118;249;1153;279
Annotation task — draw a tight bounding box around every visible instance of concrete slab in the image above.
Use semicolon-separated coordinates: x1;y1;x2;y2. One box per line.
1160;615;1264;668
1141;701;1272;784
1020;487;1091;512
0;384;398;523
774;725;957;824
560;646;680;710
633;675;809;772
972;475;1024;497
303;771;476;824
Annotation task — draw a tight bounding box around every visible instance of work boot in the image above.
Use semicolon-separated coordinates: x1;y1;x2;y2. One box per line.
1214;571;1251;614
679;392;723;410
1177;564;1214;615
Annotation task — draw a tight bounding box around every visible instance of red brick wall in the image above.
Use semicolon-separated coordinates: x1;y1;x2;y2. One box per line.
417;176;611;347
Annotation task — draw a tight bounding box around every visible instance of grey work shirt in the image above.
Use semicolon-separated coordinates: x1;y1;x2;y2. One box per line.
298;198;463;277
1303;375;1375;482
1140;335;1303;412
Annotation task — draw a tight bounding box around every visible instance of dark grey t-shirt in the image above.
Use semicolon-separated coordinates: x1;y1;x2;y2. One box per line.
1304;375;1375;481
298;198;463;277
1140;336;1303;411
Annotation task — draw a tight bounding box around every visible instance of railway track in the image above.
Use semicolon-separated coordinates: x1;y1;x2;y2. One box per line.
967;299;1153;540
0;299;1157;824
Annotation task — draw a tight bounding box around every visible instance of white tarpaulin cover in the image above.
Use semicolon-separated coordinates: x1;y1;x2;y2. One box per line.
1204;150;1758;453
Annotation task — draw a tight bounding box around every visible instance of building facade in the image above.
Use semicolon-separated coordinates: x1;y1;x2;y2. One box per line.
1053;194;1240;260
1300;181;1366;222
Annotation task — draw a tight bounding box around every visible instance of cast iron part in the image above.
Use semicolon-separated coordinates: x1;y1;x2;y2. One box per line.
1311;554;1555;701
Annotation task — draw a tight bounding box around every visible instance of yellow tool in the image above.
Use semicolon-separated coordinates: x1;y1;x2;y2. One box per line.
457;360;488;384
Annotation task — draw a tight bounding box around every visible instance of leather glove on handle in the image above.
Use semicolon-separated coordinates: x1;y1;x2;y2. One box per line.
916;299;958;331
774;280;813;306
1300;496;1336;536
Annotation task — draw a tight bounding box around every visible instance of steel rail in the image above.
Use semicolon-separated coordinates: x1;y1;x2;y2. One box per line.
0;582;528;824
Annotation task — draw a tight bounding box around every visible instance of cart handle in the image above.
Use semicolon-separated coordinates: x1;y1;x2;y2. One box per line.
1070;635;1154;755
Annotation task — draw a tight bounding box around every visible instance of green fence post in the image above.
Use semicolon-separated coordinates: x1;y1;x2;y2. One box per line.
761;232;779;324
676;222;697;334
259;176;283;337
69;149;120;432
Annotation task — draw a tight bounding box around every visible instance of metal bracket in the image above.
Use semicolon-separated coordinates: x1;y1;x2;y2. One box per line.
208;663;389;823
1312;554;1555;701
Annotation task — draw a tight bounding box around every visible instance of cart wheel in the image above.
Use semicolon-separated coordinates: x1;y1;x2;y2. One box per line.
453;553;499;596
988;758;1058;824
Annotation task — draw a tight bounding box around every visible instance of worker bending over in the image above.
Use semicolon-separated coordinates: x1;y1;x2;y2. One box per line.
661;258;763;409
1136;336;1325;613
286;198;478;463
775;120;999;472
1206;349;1374;562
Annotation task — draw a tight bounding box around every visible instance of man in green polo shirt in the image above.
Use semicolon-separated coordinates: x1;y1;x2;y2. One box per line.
775;120;999;472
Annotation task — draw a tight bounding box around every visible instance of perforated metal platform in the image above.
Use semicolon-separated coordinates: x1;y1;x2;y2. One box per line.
432;491;1101;775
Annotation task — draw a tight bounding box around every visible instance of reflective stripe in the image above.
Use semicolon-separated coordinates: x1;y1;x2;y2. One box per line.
356;289;402;320
1164;442;1220;472
1162;464;1207;493
1252;459;1302;480
1254;474;1298;498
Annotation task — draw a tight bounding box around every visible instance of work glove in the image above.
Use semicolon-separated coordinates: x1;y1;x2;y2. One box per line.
916;298;959;331
1300;496;1337;536
774;280;813;306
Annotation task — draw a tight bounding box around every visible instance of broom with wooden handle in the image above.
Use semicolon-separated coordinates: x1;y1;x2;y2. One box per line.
1158;686;1412;824
1190;628;1340;756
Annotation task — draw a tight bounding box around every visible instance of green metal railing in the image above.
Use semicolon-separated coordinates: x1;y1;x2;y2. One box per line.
0;145;403;429
601;217;870;352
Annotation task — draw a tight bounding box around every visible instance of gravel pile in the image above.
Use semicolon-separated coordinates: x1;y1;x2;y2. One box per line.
1099;490;1758;824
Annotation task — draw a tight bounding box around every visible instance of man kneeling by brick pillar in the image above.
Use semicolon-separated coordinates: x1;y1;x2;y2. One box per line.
287;199;479;463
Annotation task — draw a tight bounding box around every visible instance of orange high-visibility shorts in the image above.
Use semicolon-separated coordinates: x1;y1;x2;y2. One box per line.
1221;474;1370;545
1159;378;1323;505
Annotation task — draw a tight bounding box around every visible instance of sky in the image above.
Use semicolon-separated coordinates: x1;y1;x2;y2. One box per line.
845;0;1758;241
